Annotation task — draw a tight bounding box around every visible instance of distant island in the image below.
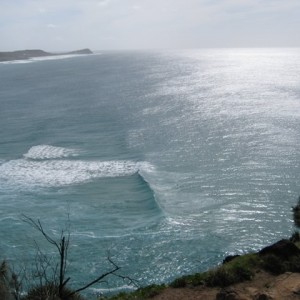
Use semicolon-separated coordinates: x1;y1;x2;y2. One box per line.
0;48;93;62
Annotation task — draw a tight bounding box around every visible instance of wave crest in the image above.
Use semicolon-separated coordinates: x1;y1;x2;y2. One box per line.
0;145;157;190
24;145;78;160
0;159;139;188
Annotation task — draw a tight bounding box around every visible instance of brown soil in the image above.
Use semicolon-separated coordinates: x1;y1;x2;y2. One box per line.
150;271;300;300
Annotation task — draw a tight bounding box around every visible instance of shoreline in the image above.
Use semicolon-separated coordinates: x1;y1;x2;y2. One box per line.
0;48;92;62
105;236;300;300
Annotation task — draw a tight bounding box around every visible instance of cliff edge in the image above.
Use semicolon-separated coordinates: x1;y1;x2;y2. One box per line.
108;238;300;300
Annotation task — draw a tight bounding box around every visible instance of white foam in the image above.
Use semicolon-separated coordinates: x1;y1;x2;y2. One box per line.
0;60;32;65
0;53;93;65
0;145;156;189
90;284;135;294
0;158;139;188
30;54;89;62
137;161;156;173
24;145;78;160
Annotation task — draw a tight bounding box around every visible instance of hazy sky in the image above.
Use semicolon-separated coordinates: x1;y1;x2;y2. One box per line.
1;0;300;51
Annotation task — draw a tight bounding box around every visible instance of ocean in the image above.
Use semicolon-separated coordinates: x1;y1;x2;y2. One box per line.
0;48;300;297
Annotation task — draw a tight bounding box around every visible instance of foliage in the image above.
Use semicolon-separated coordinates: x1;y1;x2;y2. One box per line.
292;196;300;227
170;253;258;288
290;231;300;243
0;260;22;300
170;272;206;288
169;277;187;288
0;261;14;300
261;252;300;275
3;196;300;300
204;254;256;287
22;283;84;300
102;284;166;300
21;215;137;300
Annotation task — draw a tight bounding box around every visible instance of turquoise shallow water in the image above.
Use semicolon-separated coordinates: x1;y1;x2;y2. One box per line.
1;49;300;296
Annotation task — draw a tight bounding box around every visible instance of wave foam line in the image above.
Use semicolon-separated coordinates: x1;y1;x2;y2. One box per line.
24;145;79;160
0;159;139;187
0;53;94;65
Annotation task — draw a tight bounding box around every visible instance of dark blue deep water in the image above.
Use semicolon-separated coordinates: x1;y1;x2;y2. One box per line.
1;49;300;297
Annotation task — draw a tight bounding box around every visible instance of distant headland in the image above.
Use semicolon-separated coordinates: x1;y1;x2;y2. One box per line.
0;48;93;62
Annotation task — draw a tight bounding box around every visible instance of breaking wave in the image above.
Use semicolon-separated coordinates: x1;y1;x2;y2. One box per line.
24;145;79;160
0;145;150;188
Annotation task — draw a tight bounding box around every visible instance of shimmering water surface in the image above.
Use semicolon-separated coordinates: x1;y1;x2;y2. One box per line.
1;49;300;296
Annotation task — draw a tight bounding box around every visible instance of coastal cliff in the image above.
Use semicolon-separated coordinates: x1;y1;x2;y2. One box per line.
107;238;300;300
0;48;93;62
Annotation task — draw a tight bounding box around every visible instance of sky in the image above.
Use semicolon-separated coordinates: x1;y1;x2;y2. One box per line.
1;0;300;51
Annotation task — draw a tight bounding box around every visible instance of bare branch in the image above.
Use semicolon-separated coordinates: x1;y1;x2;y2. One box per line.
21;215;60;253
22;215;137;298
68;256;138;297
70;263;120;295
22;215;70;298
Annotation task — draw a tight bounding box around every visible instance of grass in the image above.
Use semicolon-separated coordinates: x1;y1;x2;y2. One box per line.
22;284;84;300
103;254;261;299
100;284;166;300
170;253;259;288
105;238;300;300
3;230;300;300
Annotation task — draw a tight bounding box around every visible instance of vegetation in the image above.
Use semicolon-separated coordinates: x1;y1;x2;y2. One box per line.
103;242;300;299
3;237;299;300
102;196;300;299
100;284;166;300
0;216;136;300
170;253;258;288
293;196;300;227
2;197;300;299
0;261;20;300
22;283;84;300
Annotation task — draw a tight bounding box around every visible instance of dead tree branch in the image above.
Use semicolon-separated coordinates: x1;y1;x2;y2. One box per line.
22;214;137;298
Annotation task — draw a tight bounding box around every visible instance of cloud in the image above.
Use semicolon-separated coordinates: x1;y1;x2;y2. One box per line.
38;8;47;14
0;0;299;50
97;0;111;7
132;5;141;11
55;36;64;42
47;24;57;29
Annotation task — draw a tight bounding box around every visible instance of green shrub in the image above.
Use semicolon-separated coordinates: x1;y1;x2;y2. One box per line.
0;282;13;300
169;272;206;288
136;284;165;298
206;267;236;287
23;283;84;300
169;277;187;288
290;231;300;243
105;284;165;300
292;197;300;227
0;261;10;299
261;254;286;275
204;254;258;287
0;260;19;300
286;255;300;272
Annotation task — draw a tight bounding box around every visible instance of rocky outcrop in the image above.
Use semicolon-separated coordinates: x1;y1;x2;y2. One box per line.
223;255;240;264
0;48;93;62
0;49;50;61
65;48;93;55
259;239;300;259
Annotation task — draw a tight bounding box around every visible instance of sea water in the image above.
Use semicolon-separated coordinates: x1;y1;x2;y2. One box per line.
0;49;300;296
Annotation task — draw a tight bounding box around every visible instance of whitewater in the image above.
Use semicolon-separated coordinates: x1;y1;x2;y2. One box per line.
0;48;300;297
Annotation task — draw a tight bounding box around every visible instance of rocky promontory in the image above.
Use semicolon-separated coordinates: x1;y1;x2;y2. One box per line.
0;48;93;62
